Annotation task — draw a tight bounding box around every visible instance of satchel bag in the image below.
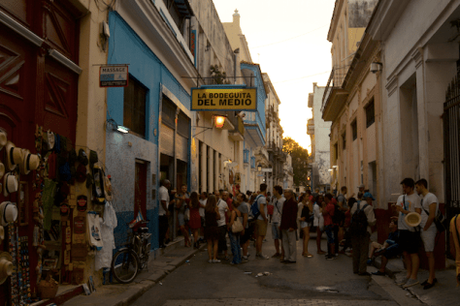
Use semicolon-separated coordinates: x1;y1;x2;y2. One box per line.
231;217;244;233
422;205;448;232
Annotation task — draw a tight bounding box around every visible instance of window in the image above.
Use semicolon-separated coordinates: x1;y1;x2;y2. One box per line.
366;99;375;128
162;0;191;31
124;76;147;137
351;120;357;141
334;143;338;161
162;96;176;129
342;132;346;150
177;111;190;137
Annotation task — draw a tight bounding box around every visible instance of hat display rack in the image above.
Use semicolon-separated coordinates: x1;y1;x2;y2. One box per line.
30;125;113;292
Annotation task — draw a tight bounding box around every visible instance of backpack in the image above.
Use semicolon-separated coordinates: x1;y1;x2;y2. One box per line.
349;203;369;236
250;195;264;220
332;204;346;226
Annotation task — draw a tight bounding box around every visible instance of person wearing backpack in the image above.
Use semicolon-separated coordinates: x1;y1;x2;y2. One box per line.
254;183;269;259
350;192;376;276
416;179;439;290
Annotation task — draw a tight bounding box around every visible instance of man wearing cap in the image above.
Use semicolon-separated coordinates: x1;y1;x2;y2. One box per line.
416;178;439;290
350;192;376;275
392;178;422;288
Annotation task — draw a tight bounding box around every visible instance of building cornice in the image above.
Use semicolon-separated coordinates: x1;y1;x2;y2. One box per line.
366;0;410;41
327;0;345;42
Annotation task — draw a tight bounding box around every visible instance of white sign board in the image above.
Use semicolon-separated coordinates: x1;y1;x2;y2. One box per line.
261;168;273;172
100;65;129;87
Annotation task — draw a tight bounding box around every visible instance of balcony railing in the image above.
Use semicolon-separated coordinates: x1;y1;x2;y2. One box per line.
307;118;314;135
321;66;349;112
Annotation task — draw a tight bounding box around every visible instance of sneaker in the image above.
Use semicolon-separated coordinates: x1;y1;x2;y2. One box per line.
403;278;419;288
326;256;336;261
242;256;249;260
212;259;221;263
208;260;213;263
366;258;373;265
372;271;385;276
256;254;269;260
271;253;281;258
396;277;410;286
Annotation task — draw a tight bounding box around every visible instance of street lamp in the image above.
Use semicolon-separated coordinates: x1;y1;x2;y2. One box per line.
214;115;226;129
257;164;262;172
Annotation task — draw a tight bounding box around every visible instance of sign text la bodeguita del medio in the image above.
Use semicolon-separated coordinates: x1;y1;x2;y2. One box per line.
191;88;257;111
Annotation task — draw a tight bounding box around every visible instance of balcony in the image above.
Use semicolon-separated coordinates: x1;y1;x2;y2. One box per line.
321;67;349;121
227;111;244;142
307;118;314;135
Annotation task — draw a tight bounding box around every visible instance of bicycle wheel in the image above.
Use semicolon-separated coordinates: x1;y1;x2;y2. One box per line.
111;249;139;283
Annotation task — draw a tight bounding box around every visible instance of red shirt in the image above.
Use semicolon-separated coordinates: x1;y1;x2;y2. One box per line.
324;202;335;226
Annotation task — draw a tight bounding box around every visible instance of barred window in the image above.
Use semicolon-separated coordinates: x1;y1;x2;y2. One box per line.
366;99;375;128
162;96;176;129
351;120;357;141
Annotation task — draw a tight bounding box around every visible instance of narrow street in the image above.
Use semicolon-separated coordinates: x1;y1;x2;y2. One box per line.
132;232;418;306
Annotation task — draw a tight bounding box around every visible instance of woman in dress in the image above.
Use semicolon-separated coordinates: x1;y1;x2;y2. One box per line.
300;194;314;257
228;199;243;264
204;195;221;263
314;194;326;254
176;184;191;247
188;192;202;249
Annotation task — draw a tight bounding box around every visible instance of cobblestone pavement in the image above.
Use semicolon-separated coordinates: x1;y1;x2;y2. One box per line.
163;298;399;306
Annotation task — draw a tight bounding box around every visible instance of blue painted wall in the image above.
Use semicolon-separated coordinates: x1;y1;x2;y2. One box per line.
240;63;267;142
106;12;191;251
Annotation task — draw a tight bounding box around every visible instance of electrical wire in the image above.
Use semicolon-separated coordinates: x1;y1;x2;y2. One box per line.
272;70;331;84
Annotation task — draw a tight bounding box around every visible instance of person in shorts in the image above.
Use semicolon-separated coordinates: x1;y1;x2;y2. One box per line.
416;178;439;290
255;183;269;259
271;185;285;259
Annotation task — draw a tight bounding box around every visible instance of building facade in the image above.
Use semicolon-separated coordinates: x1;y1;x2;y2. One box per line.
308;83;331;193
321;0;380;202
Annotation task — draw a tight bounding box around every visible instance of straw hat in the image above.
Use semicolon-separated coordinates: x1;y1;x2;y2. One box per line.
0;252;13;285
3;173;18;197
19;149;40;175
4;142;18;171
405;212;421;228
0;130;7;151
0;226;4;240
0;201;18;226
0;162;4;180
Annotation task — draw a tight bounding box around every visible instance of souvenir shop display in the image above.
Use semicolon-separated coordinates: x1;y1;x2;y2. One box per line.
0;125;117;303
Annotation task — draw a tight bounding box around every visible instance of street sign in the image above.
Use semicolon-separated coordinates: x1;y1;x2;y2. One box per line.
99;65;129;87
191;87;257;111
261;168;272;172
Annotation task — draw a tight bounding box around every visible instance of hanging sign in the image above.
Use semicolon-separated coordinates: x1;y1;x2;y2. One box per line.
99;65;129;87
191;87;257;111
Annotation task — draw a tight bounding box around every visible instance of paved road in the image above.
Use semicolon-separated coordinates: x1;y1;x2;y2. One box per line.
132;231;417;306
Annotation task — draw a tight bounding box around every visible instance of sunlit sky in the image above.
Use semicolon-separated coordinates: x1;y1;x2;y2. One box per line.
213;0;335;152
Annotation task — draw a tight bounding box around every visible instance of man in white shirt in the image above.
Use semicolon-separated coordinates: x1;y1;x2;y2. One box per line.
199;192;208;243
271;185;285;259
392;178;421;288
217;193;229;260
416;178;439;290
255;183;269;259
159;179;171;248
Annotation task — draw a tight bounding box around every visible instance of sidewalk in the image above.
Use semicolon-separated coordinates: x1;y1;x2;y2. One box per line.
61;238;200;306
372;250;459;305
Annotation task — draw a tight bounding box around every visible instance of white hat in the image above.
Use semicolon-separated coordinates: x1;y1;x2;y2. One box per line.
4;142;17;171
0;130;6;151
0;163;4;180
405;212;421;227
3;173;18;197
0;252;13;285
0;202;18;226
19;149;40;175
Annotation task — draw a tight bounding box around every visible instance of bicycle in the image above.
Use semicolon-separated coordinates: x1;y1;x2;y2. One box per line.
111;220;151;283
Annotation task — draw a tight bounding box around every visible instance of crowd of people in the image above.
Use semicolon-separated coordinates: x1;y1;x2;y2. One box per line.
157;178;459;289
